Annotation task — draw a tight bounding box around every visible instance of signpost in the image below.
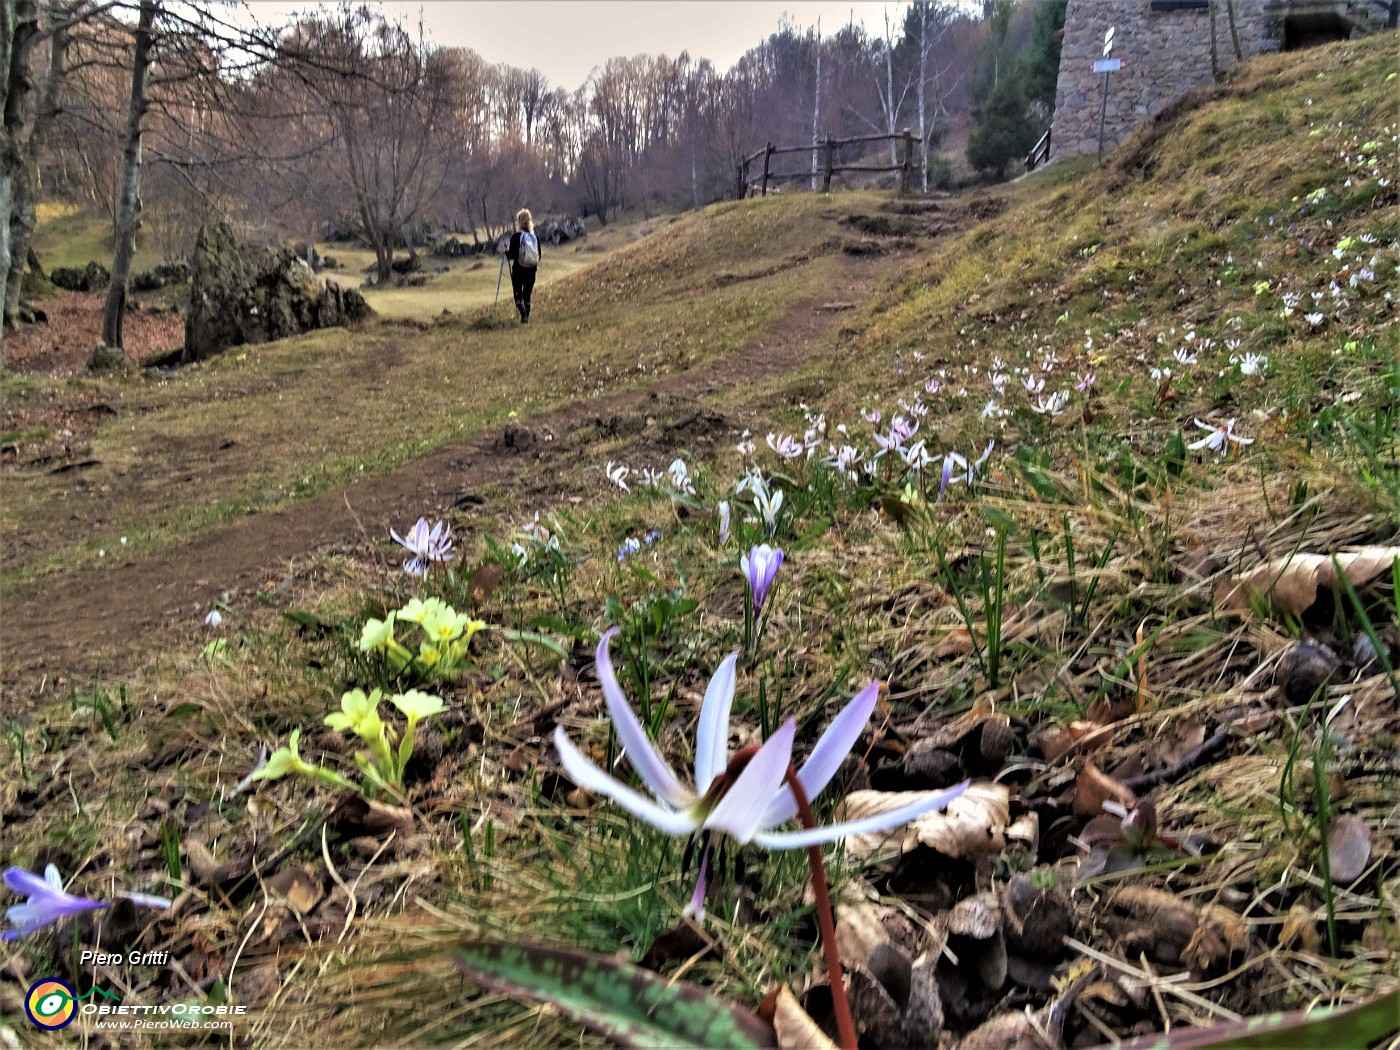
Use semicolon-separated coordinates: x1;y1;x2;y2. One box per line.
1097;26;1118;162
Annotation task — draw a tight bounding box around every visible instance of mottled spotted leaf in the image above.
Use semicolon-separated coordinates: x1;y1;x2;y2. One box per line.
1103;989;1400;1050
451;940;777;1049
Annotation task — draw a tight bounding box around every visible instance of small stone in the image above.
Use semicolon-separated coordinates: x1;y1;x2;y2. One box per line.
1276;640;1340;704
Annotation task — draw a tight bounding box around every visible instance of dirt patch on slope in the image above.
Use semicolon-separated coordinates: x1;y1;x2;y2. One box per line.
3;292;183;376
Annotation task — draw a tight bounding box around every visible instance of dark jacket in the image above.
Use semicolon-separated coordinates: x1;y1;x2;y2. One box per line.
506;230;541;267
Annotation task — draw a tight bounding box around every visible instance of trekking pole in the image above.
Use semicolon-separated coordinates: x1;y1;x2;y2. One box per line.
494;253;506;307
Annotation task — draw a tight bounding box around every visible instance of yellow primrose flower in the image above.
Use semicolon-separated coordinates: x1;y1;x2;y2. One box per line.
417;642;441;669
392;690;445;722
255;729;311;781
398;597;447;625
325;688;383;737
359;615;397;652
422;606;471;644
462;618;486;647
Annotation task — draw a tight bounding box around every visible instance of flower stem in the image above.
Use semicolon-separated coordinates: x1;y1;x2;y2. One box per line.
784;764;857;1050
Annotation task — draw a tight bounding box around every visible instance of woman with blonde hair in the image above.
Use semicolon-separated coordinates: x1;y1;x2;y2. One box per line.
503;207;541;324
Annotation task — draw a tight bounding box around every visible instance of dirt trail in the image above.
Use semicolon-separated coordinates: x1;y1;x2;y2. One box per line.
2;253;889;698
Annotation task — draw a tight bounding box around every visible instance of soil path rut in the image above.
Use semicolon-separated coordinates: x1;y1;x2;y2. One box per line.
3;253;887;697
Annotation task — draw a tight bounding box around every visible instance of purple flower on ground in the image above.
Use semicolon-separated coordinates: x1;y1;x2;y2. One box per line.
3;866;107;941
391;517;452;577
553;631;967;920
717;502;731;545
741;544;784;616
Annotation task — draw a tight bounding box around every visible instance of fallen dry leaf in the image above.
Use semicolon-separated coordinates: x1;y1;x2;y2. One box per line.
771;985;838;1050
265;866;324;915
835;900;898;972
1216;546;1400;618
1034;720;1115;763
1072;762;1136;818
948;891;1001;940
837;783;1010;862
1328;813;1372;884
1106;885;1248;971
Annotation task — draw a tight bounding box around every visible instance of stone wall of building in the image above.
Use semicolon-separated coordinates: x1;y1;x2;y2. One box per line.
1050;0;1283;162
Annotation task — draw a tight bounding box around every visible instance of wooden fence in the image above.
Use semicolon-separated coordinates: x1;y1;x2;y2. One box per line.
738;129;918;198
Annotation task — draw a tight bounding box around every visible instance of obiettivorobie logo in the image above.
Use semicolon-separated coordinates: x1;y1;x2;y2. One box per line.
24;979;246;1031
24;979;119;1030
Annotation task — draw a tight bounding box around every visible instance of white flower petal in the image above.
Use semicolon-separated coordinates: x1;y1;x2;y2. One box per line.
704;720;795;844
761;682;879;827
595;630;689;808
753;781;969;851
694;652;739;795
554;728;698;836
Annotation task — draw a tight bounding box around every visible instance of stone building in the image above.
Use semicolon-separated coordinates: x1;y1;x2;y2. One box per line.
1048;0;1392;163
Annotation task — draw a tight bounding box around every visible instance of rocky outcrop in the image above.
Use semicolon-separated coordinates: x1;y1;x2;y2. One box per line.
50;260;110;292
183;223;372;361
132;261;190;291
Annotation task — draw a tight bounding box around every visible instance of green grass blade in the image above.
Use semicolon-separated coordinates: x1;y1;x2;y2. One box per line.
1105;990;1400;1050
450;940;776;1049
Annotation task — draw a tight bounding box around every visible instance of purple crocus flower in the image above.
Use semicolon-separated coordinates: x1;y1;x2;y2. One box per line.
741;544;784;616
717;501;731;545
554;631;967;921
3;866;107;941
390;517;452;577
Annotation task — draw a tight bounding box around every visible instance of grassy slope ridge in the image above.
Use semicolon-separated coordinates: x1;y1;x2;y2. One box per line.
0;34;1396;1050
837;34;1396;448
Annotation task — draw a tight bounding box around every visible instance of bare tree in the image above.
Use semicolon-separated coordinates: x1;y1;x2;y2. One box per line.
96;0;152;357
810;18;820;190
285;5;456;284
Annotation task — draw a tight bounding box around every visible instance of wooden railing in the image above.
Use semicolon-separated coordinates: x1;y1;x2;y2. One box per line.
737;129;918;199
1025;128;1052;173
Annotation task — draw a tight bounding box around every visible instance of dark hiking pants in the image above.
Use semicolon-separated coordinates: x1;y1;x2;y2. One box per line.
510;265;537;323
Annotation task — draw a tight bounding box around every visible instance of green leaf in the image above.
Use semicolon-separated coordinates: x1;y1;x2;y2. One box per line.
450;940;776;1050
497;629;569;660
282;609;333;632
1106;990;1400;1050
529;614;594;640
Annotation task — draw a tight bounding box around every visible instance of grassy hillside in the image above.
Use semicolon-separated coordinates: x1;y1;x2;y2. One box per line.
2;195;864;584
1;33;1397;1050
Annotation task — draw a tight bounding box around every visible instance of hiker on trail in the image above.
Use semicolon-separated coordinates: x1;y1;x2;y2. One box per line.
504;208;541;324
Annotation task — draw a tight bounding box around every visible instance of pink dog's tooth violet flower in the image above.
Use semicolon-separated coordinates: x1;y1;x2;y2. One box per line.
553;631;967;920
390;517;452;577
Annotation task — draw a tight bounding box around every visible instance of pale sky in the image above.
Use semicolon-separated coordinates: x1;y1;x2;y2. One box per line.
240;1;974;93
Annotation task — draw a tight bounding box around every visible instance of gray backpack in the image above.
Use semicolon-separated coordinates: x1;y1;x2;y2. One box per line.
518;231;539;268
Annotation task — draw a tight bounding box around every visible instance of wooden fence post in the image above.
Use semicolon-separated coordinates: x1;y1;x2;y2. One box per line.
822;137;834;193
761;142;773;197
738;158;748;199
900;128;914;194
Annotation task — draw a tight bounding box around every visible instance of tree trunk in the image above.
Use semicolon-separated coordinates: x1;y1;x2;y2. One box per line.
2;0;40;368
885;41;896;166
6;3;64;324
1224;0;1243;62
101;0;157;356
918;5;928;194
810;19;820;192
1207;0;1221;82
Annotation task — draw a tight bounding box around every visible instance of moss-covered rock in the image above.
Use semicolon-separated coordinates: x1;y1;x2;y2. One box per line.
183;222;373;361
